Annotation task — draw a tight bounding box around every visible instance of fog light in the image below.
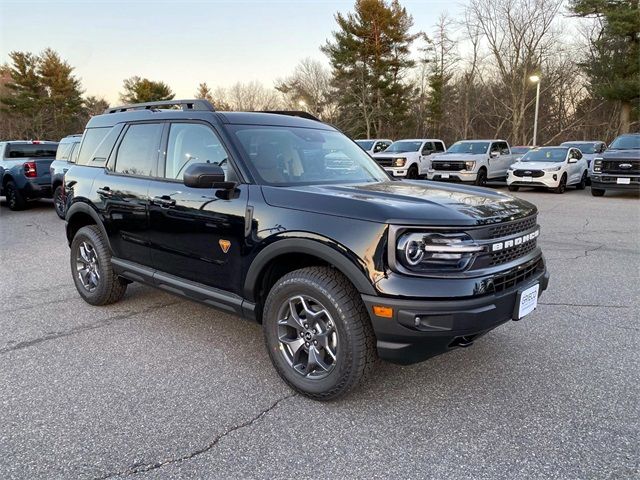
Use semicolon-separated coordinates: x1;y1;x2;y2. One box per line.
373;305;393;318
553;174;557;180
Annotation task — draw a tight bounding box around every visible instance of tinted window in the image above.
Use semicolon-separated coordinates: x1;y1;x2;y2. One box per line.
609;135;640;150
55;143;73;160
422;142;433;154
77;128;110;165
434;142;445;152
356;140;374;150
231;125;388;186
114;123;162;176
69;143;80;163
6;143;58;158
447;142;489;154
165;123;230;180
521;148;568;162
385;141;422;153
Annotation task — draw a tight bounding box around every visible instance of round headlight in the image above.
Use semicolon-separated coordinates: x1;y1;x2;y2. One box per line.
405;240;424;265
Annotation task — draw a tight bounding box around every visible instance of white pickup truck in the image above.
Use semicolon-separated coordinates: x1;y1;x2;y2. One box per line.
427;139;516;186
371;139;446;179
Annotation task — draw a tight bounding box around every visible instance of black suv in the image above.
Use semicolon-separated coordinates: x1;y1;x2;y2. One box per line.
591;133;640;196
64;99;549;400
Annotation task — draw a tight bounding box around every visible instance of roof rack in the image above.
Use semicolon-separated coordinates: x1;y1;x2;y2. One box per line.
261;110;321;122
104;99;215;114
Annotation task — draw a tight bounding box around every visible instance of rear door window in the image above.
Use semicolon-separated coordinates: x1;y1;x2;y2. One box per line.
434;141;445;152
113;123;163;177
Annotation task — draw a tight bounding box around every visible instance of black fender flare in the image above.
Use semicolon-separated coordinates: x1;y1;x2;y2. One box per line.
65;201;111;250
243;237;377;300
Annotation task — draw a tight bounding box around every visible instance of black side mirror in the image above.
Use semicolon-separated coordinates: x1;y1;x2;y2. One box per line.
183;163;235;189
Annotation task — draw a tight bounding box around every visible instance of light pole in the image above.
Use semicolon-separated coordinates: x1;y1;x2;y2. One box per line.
529;75;541;146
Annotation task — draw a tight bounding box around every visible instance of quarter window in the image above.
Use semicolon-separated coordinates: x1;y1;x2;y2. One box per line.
164;123;229;180
114;123;163;176
77;128;110;165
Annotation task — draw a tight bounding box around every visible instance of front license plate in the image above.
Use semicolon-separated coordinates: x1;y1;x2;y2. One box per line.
516;283;539;320
522;176;533;182
617;177;631;185
441;173;450;179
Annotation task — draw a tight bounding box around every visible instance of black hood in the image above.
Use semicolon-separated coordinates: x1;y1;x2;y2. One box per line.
262;180;537;226
602;149;640;161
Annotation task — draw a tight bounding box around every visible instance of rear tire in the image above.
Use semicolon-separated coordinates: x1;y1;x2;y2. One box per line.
53;185;66;219
263;267;376;401
70;225;127;306
591;188;605;197
5;181;26;211
576;171;587;190
508;185;520;192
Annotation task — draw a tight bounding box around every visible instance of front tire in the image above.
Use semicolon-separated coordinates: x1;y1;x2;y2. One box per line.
70;225;127;306
53;185;66;219
591;188;605;197
474;168;487;186
5;181;26;211
576;171;587;190
553;174;567;194
263;267;376;401
407;165;419;179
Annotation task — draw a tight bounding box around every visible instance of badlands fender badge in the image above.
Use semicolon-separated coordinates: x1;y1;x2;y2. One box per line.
219;239;231;254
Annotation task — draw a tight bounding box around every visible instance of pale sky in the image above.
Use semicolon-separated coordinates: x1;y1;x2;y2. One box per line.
0;0;463;104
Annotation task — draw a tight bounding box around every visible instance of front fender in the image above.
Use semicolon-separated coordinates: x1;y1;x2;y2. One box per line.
243;235;378;301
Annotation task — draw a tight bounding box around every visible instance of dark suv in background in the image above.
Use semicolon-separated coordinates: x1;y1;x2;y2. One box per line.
63;100;549;400
591;133;640;196
0;140;58;210
50;134;82;218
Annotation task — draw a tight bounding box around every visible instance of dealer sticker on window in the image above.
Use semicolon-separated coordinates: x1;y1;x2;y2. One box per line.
516;283;539;320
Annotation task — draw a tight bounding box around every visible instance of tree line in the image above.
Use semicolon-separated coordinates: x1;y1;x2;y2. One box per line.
1;0;637;145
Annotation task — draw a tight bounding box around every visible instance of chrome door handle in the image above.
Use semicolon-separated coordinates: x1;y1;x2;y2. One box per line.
97;187;112;196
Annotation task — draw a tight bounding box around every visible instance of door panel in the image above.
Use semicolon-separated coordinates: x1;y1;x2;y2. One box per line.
94;169;152;265
147;181;248;294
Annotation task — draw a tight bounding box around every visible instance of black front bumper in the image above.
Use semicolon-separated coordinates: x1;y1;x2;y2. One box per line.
591;176;640;191
362;266;550;365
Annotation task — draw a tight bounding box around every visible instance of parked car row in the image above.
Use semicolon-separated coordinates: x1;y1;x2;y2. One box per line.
358;134;639;196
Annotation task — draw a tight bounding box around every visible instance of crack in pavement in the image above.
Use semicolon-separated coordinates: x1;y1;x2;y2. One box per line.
3;295;81;314
25;221;53;237
0;300;182;355
95;392;298;479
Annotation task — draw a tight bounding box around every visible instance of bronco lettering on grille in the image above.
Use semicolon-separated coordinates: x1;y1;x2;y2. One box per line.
491;229;539;252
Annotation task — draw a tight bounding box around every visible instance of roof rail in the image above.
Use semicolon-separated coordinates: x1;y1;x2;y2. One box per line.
261;110;321;122
104;99;215;114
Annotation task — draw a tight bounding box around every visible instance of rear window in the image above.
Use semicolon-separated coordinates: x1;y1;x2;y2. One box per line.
6;143;58;158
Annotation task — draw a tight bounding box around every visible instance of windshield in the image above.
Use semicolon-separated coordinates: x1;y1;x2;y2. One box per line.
609;135;640;150
6;143;58;158
521;148;568;162
561;143;597;154
231;126;389;186
446;142;489;154
511;146;532;154
384;141;422;153
356;140;374;150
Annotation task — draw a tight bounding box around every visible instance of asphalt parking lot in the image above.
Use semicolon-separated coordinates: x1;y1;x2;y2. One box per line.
1;186;638;480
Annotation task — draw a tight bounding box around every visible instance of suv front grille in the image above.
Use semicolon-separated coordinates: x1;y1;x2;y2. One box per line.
601;160;640;174
433;161;465;171
375;157;393;167
486;215;537;239
490;239;537;266
513;169;544;178
490;257;543;293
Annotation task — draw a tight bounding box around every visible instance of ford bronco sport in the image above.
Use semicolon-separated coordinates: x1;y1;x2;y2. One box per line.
64;99;549;400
